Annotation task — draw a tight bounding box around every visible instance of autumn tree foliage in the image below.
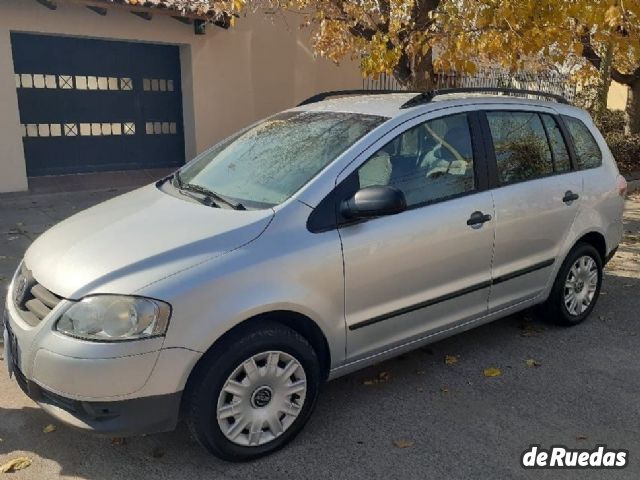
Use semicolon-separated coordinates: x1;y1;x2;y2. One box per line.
439;0;640;132
211;1;640;131
271;0;445;90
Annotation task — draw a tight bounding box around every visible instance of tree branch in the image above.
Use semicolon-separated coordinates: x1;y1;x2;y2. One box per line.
581;33;639;85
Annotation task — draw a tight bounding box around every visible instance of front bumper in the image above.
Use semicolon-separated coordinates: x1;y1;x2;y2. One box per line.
4;269;201;437
12;365;182;436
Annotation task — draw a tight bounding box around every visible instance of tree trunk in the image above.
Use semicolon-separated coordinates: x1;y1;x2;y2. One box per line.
594;41;614;124
392;49;435;91
626;80;640;134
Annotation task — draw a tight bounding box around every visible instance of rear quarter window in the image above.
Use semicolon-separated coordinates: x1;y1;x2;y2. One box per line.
562;116;603;170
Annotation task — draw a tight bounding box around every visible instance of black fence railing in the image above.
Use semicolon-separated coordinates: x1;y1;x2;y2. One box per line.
434;71;576;103
363;71;577;103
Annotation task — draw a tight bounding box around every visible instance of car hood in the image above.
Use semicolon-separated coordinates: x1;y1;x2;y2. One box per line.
24;185;274;299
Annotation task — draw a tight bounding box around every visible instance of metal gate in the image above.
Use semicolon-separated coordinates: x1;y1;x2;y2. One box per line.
11;33;185;176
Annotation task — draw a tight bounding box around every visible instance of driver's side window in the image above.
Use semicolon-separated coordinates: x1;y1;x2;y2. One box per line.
357;113;476;207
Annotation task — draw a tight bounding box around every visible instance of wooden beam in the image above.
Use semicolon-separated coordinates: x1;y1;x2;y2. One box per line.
131;10;152;21
194;19;206;35
66;0;213;22
86;5;107;15
35;0;57;10
213;15;232;30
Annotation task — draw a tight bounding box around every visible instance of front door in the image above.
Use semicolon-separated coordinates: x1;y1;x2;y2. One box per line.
338;111;496;361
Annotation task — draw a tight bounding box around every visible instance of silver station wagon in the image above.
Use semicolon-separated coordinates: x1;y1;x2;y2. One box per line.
4;88;627;461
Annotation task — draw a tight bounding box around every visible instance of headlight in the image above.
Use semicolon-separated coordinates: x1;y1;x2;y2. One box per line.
56;295;171;341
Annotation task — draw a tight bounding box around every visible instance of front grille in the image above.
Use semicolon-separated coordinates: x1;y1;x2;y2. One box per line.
13;264;62;326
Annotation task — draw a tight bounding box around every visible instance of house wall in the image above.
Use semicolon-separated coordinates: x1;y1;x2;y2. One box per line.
608;81;628;111
0;1;362;192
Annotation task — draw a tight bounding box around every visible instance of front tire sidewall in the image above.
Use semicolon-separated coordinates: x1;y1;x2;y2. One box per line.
552;244;603;326
188;325;321;461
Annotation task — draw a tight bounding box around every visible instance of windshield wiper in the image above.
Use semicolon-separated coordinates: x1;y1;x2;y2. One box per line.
174;173;246;210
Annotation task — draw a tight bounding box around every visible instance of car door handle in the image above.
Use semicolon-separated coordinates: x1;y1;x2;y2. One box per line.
467;211;492;227
563;191;580;204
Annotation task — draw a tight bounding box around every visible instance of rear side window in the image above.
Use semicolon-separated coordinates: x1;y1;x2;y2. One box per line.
562;116;603;170
486;111;553;185
541;114;571;173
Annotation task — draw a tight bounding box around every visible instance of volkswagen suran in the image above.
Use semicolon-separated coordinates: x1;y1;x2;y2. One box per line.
4;88;626;461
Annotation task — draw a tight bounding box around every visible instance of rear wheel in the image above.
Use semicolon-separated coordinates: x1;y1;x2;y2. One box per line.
185;322;321;461
544;243;603;326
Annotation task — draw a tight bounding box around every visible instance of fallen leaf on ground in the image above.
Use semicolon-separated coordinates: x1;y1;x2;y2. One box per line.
363;371;391;385
1;457;32;473
42;424;57;433
483;367;502;378
415;370;425;375
440;386;449;394
110;437;126;446
393;439;415;448
576;435;588;441
525;359;541;368
519;322;544;337
444;355;459;366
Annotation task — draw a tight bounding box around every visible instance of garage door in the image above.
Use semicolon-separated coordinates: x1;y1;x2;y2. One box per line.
11;33;185;176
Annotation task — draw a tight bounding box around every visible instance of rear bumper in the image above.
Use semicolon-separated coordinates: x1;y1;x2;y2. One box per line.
13;367;182;436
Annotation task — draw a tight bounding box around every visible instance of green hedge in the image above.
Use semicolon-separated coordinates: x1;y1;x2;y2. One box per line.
595;110;640;176
605;132;640;176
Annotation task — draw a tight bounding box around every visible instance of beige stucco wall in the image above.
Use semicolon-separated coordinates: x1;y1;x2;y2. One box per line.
0;0;362;192
608;81;629;111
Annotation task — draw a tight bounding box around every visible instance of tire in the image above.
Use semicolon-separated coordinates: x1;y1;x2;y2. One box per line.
185;321;321;461
543;242;603;326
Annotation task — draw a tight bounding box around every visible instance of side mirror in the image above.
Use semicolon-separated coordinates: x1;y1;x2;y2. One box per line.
341;185;407;220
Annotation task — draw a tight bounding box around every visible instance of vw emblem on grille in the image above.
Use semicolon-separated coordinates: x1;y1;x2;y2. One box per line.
13;274;29;306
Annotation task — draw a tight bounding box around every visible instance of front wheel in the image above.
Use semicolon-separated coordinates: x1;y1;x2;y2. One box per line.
544;243;603;326
185;322;321;461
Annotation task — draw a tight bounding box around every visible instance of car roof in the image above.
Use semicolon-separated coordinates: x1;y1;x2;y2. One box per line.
289;92;589;121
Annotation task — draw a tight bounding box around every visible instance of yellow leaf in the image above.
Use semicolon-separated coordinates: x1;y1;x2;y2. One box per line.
42;424;57;433
525;359;541;368
393;438;415;448
483;367;502;377
0;457;32;473
444;355;459;366
363;371;391;385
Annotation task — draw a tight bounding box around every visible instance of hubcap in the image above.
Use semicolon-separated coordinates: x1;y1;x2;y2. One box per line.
216;351;307;447
563;255;599;316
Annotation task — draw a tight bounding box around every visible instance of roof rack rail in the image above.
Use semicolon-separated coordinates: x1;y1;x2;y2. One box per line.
400;87;570;109
297;89;415;107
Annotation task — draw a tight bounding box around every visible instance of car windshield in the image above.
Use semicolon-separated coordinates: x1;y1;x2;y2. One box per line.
177;111;386;208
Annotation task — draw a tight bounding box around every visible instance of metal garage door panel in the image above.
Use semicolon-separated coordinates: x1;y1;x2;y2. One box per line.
11;33;185;176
